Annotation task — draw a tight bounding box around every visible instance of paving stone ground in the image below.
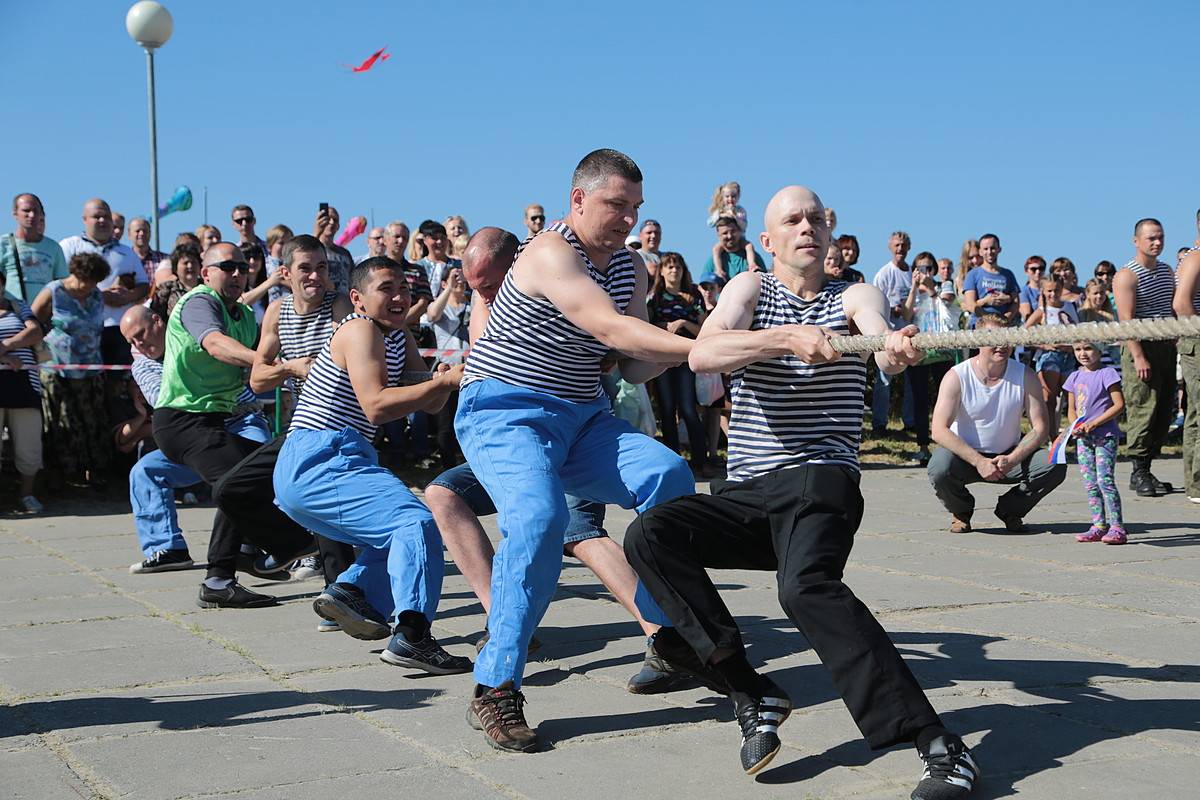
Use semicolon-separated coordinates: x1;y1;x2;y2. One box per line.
1;459;1197;799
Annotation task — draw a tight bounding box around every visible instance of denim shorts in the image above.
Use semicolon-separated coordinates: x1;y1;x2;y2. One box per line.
1035;349;1075;374
427;462;607;546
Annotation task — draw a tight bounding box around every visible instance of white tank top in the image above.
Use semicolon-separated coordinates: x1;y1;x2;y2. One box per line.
950;358;1026;454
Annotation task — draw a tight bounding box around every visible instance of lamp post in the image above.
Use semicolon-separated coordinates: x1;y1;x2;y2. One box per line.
125;1;173;252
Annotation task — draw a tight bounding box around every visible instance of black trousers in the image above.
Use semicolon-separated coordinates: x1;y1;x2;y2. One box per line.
212;434;354;585
625;463;941;749
153;409;313;580
907;360;953;449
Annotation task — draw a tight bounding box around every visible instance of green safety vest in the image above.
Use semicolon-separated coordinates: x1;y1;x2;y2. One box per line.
157;284;256;414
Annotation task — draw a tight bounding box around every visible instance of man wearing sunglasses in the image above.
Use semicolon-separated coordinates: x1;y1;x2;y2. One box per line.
231;204;268;264
153;243;317;608
523;203;546;239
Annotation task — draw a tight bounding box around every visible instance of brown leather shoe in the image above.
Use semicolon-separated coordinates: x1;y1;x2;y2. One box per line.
467;681;537;753
949;515;972;533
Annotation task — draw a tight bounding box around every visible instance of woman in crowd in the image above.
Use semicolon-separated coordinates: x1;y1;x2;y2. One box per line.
836;234;866;283
239;242;283;323
647;252;712;475
195;224;221;252
150;245;202;319
902;251;960;464
823;242;845;279
0;271;46;512
444;215;470;258
426;264;470;470
1017;256;1047;321
31;253;111;488
955;238;981;294
1051;257;1084;304
1024;274;1079;436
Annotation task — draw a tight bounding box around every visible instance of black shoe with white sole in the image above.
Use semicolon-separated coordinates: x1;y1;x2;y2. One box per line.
312;582;390;641
380;630;472;674
130;548;193;574
732;676;792;774
911;734;980;800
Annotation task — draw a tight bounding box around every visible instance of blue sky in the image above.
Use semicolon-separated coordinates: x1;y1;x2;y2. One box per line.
4;1;1198;281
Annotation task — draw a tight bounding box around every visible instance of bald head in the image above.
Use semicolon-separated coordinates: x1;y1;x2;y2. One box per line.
202;242;243;266
120;305;166;359
82;198;114;243
462;227;519;303
761;185;828;273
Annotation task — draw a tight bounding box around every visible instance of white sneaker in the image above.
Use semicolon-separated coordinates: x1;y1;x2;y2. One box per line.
20;496;43;514
290;555;323;581
1189;496;1200;505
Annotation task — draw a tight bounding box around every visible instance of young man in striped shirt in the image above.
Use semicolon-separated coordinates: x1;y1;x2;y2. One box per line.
1113;218;1177;497
455;150;697;753
625;186;979;798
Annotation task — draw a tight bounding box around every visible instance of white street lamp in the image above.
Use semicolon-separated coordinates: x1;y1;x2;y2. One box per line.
126;1;173;251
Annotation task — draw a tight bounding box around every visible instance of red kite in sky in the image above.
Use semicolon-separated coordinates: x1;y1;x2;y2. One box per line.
344;47;390;73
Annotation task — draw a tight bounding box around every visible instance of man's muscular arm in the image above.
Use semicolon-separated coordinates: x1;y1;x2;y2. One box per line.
1113;268;1150;380
842;283;923;374
250;300;312;392
518;234;690;362
616;251;674;384
931;368;1004;480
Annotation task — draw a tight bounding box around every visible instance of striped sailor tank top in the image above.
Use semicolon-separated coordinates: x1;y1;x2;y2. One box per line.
1186;248;1200;312
726;274;868;482
288;313;406;439
277;292;336;396
462;222;636;403
1124;260;1176;319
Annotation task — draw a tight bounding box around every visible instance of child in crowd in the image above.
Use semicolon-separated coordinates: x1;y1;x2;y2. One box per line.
706;181;748;232
1024;274;1078;436
1078;277;1120;368
1065;342;1127;544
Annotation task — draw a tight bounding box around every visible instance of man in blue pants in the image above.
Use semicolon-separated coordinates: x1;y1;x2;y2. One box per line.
120;305;272;574
456;149;698;753
273;257;470;673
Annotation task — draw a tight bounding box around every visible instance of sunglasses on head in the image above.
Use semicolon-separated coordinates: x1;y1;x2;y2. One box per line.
209;260;250;274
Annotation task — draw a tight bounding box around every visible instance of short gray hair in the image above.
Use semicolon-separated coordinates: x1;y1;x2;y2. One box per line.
571;148;643;193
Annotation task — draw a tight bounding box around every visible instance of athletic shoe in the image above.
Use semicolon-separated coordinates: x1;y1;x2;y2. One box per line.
1101;526;1128;545
235;551;291;582
19;495;43;514
380;631;472;674
196;580;277;609
312;583;390;640
1189;496;1200;505
290;555;323;581
474;630;542;656
732;676;792;774
468;681;537;753
911;734;980;799
910;448;932;466
627;633;699;694
250;541;320;580
1075;526;1105;543
316;618;341;633
647;628;730;695
130;548;194;574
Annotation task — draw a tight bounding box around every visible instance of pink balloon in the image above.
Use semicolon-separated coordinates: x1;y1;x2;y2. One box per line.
335;216;367;248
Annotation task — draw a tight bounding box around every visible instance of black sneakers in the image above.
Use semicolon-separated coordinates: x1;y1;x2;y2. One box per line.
911;734;980;799
646;628;730;695
731;676;792;774
129;549;193;574
627;633;699;694
380;630;472;674
196;580;277;609
312;583;390;641
468;681;538;753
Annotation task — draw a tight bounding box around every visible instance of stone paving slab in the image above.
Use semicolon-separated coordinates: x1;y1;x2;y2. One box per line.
1;460;1196;799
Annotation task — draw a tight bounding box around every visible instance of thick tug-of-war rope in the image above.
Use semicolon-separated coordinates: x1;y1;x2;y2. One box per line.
829;315;1200;355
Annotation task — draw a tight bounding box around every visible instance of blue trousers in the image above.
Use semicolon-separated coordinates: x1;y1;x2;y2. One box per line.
455;379;695;689
131;413;271;557
274;427;442;623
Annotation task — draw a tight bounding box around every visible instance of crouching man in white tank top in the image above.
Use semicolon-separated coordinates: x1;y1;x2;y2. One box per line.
928;312;1067;533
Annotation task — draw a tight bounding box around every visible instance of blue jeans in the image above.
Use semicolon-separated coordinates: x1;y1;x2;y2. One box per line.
653;363;708;458
871;363;915;431
427;462;606;546
274;427;441;622
455;379;694;689
130;412;270;557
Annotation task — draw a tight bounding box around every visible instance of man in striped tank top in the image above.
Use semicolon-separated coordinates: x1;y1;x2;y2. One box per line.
212;236;360;607
273;258;470;674
1113;218;1178;497
626;187;979;797
455;150;697;753
1174;247;1200;502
